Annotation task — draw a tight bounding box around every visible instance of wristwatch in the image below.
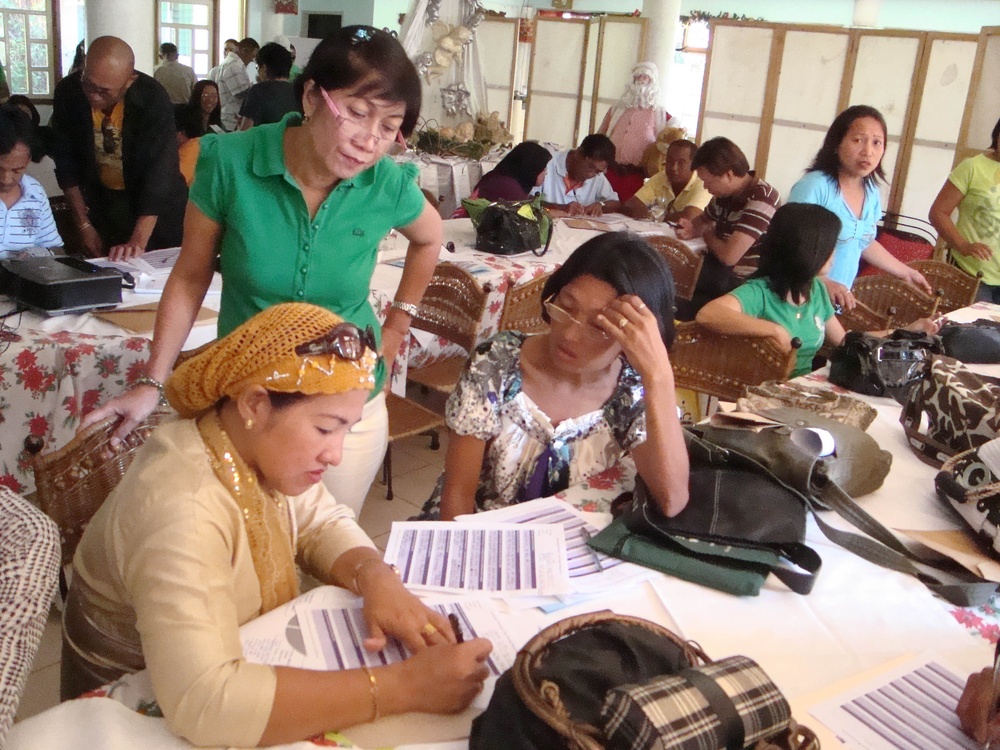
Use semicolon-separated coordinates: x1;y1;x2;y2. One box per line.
390;300;420;317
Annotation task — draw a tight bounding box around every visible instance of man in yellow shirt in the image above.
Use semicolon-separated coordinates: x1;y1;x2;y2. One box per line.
622;139;711;223
50;36;187;260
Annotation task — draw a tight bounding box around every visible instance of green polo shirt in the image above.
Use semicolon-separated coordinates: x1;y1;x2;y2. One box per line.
190;113;425;393
730;277;835;378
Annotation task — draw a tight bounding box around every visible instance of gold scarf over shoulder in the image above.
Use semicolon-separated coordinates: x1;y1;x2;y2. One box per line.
197;411;299;614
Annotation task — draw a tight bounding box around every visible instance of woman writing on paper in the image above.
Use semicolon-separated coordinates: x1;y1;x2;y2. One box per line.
83;26;443;516
418;233;689;520
62;304;492;747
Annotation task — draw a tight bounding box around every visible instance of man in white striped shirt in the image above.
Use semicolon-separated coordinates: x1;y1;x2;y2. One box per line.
0;105;62;251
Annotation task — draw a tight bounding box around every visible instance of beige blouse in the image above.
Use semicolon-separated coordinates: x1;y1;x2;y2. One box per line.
71;419;375;746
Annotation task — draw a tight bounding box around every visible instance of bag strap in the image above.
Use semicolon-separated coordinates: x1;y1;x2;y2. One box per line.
899;383;954;467
767;543;822;596
808;475;997;606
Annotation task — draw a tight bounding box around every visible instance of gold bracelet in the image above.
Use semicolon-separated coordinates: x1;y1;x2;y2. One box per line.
362;666;379;722
350;558;384;595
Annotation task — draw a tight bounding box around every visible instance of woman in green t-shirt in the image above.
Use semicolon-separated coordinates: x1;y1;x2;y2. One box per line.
929;116;1000;303
697;204;939;378
83;26;442;516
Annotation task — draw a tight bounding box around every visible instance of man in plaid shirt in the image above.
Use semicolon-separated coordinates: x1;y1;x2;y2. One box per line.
217;37;258;131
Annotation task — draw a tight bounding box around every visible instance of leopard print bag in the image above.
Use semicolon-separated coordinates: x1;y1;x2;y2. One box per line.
900;355;1000;467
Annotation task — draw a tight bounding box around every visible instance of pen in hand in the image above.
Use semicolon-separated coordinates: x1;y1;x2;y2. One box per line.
448;612;465;644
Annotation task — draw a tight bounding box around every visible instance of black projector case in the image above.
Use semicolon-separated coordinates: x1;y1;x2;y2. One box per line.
1;256;122;310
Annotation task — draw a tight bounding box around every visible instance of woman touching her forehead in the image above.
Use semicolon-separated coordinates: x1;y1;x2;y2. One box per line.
84;26;443;517
419;233;689;521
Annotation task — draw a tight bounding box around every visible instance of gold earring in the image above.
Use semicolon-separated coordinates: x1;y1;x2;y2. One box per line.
245;418;255;430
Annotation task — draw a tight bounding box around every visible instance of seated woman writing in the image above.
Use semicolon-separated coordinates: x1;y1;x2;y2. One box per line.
696;203;939;378
61;303;492;747
418;233;690;521
453;142;551;218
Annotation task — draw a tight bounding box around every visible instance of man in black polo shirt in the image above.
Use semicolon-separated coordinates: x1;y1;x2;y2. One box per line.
50;35;187;260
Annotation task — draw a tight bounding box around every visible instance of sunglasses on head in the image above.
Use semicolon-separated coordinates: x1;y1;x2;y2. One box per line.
295;322;378;361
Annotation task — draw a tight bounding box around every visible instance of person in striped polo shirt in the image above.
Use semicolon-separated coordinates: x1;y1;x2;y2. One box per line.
676;136;781;319
0;104;62;252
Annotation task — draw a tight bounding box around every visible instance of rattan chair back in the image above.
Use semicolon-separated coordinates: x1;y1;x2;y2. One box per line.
644;234;704;301
498;273;552;335
27;406;176;567
907;259;981;313
512;612;709;750
671;322;799;402
835;298;891;333
410;262;489;352
850;274;938;327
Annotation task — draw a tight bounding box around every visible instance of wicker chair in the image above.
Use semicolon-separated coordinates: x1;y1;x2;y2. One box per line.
24;406;176;595
835;298;891;333
498;273;552;335
382;393;445;501
644;234;704;301
406;263;489;395
907;259;982;314
850;274;939;327
0;489;60;745
670;322;799;402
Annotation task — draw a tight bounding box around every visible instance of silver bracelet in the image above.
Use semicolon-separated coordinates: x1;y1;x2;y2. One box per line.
133;375;165;393
390;300;420;318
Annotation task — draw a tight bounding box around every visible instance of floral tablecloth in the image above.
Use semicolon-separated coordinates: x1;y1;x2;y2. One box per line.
0;327;151;495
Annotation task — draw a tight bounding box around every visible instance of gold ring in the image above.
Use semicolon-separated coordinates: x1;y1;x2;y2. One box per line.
619;317;629;329
422;623;438;637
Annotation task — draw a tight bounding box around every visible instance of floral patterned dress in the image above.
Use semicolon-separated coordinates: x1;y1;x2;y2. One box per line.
419;331;646;518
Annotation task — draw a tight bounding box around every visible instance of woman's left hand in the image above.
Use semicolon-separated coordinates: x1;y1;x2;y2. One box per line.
899;266;934;296
360;565;455;653
597;295;671;383
903;316;942;336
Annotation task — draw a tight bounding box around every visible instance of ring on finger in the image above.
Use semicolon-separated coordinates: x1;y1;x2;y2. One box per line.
635;302;647;311
422;623;438;637
619;317;629;330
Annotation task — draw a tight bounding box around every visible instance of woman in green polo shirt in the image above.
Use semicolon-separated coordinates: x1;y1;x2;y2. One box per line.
696;203;938;378
82;26;441;516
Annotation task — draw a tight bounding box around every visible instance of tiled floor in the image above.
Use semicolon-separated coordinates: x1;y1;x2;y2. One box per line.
14;429;450;724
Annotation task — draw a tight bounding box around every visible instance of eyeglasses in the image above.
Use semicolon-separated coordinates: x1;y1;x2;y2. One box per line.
319;87;407;156
295;322;378;361
101;115;116;155
543;297;610;344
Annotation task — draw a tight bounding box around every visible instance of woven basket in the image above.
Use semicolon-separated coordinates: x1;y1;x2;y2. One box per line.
510;611;819;750
29;406;176;567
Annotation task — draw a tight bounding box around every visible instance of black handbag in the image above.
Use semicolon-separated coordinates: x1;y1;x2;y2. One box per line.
828;329;944;402
464;196;552;256
939;320;1000;364
590;408;998;605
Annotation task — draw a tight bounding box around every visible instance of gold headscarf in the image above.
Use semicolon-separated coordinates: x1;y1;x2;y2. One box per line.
166;302;377;418
165;303;378;615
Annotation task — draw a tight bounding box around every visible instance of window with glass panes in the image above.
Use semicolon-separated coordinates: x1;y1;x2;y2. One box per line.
158;0;212;79
0;0;55;98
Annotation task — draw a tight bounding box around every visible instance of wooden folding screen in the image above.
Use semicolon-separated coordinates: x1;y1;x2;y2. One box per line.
523;15;647;148
697;19;980;224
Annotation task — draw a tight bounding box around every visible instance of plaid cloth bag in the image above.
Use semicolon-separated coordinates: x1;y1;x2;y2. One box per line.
470;612;818;750
601;656;794;750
